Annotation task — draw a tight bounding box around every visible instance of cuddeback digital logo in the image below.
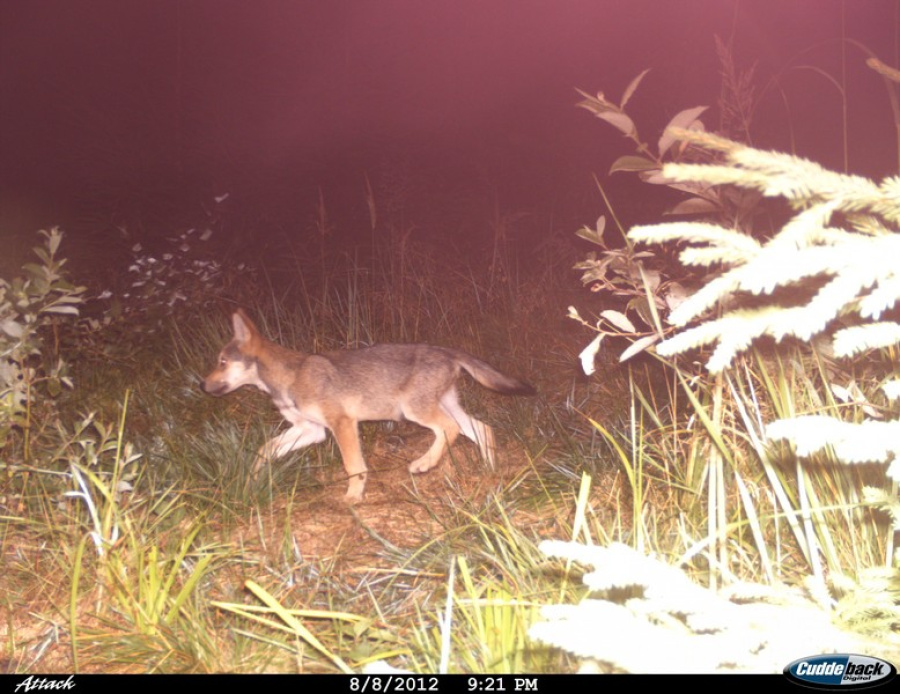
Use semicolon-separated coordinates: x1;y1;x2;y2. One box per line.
784;654;896;689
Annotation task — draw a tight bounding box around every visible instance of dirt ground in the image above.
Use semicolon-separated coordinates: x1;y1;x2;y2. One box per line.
240;422;583;577
2;423;605;673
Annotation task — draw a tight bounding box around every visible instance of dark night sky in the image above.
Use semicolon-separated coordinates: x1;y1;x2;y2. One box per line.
1;0;898;244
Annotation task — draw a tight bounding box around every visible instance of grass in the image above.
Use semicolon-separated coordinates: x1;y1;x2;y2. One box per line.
5;26;900;672
2;149;898;672
0;217;630;674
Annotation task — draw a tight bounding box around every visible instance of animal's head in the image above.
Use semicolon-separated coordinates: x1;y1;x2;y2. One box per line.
201;309;265;396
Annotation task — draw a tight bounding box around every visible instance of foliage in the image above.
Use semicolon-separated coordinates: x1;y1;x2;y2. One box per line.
61;398;143;555
572;61;899;654
72;224;255;365
630;129;900;489
0;228;85;450
64;398;222;673
2;184;555;673
571;69;761;366
11;49;900;675
576;66;762;225
212;581;369;674
529;540;873;673
631;129;900;370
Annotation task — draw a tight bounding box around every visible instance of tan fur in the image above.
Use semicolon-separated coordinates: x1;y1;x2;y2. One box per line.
201;309;535;503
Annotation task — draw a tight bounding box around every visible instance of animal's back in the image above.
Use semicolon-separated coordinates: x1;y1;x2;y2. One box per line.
320;343;462;389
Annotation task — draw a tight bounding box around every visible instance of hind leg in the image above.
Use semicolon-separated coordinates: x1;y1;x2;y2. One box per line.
440;390;496;467
404;400;460;474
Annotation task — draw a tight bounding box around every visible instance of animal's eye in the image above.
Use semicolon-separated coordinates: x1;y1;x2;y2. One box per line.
219;357;227;367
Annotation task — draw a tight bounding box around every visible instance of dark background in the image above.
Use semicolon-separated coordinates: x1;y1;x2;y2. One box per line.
1;0;897;253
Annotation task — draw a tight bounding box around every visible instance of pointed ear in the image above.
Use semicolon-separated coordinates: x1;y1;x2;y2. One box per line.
232;309;259;345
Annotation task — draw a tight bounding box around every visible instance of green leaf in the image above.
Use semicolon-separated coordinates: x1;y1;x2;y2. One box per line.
620;69;651;109
610;156;659;175
619;334;660;362
659;106;708;156
601;309;636;333
31;246;51;265
627;295;656;328
579;333;605;376
21;263;47;280
0;318;24;338
47;228;63;256
666;197;720;216
575;216;607;246
44;305;80;316
597;111;636;137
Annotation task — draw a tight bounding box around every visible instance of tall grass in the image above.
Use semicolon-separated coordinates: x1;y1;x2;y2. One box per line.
1;188;599;673
5;42;900;673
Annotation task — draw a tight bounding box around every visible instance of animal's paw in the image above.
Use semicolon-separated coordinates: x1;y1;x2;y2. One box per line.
408;456;439;474
343;476;366;504
343;490;364;505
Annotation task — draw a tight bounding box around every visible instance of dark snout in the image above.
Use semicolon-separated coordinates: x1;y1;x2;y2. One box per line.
200;373;230;396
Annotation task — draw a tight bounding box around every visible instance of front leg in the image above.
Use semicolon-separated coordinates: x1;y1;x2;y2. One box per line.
330;417;367;504
253;422;327;476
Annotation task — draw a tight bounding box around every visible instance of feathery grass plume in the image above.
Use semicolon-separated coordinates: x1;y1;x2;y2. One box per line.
882;379;900;401
629;129;900;372
767;417;900;479
831;564;900;644
529;541;865;674
642;132;900;532
833;322;900;358
715;34;756;143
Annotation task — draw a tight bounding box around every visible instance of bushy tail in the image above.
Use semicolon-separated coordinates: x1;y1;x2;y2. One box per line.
454;351;536;396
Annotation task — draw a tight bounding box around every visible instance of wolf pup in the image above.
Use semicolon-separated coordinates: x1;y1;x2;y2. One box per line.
201;309;535;503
